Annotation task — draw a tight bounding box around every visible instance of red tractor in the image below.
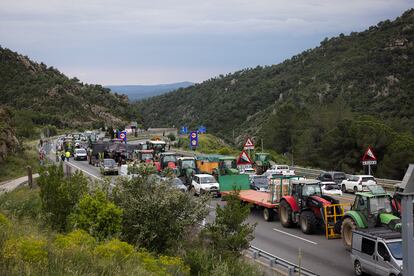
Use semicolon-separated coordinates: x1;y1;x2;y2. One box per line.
279;179;344;235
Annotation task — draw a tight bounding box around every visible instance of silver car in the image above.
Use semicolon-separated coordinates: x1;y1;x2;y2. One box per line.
351;228;403;276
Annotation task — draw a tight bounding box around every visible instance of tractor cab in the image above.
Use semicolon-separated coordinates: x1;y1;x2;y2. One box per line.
147;140;166;155
177;157;197;184
253;153;274;175
159;152;178;171
216;156;238;176
136;149;154;163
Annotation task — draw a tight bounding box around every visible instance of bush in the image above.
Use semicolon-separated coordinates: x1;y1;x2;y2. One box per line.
167;133;176;142
115;176;209;253
69;190;123;240
0;186;41;220
38;164;88;231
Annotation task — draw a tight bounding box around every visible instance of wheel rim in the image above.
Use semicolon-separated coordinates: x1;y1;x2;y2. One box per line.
343;224;352;246
354;261;362;275
280;205;287;223
264;209;269;220
300;216;308;232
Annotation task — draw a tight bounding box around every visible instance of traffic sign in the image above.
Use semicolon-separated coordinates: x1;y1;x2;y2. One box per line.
190;131;198;148
237;150;253;165
362;146;377;161
243;138;254;150
119;131;127;142
362;160;377;165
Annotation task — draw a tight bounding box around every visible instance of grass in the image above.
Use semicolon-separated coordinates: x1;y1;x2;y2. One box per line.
178;134;239;156
0;140;40;183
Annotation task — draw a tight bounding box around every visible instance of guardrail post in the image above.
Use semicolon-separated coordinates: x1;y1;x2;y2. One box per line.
287;267;295;276
269;258;275;267
27;166;33;189
252;250;258;259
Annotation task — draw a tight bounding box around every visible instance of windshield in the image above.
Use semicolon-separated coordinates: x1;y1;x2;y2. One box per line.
76;149;86;154
181;160;195;169
104;160;115;166
362;177;375;182
200;176;217;184
387;241;402;260
302;184;322;197
141;153;153;160
163;155;177;163
334;173;346;180
222;160;236;169
369;196;392;213
173;178;184;186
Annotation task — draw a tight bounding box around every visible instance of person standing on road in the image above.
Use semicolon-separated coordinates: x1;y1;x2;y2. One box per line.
61;151;65;162
65;151;70;162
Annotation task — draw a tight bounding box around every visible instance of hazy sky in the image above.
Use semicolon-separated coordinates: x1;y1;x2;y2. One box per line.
1;1;413;85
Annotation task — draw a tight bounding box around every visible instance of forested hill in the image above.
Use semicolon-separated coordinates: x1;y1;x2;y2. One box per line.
137;9;414;179
0;46;135;131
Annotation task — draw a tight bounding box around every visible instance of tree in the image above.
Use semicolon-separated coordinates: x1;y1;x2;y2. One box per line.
38;164;88;231
69;190;123;240
114;176;209;253
203;192;256;257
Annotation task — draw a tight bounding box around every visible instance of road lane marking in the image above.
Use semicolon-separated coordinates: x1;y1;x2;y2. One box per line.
272;228;318;245
66;162;103;181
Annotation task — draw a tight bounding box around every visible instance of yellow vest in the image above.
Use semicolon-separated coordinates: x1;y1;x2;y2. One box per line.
65;151;70;158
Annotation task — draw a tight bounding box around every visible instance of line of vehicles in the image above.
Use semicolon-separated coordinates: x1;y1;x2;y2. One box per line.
60;132;411;276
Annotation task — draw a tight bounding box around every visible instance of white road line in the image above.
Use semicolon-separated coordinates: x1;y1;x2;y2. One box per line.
66;162;103;181
272;228;318;245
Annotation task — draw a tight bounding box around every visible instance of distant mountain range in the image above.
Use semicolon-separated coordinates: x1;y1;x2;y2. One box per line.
106;82;194;100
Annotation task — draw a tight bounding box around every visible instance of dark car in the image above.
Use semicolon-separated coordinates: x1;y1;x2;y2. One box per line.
100;158;118;175
317;171;347;185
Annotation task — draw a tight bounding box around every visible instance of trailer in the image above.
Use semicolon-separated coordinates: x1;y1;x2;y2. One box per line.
220;175;300;221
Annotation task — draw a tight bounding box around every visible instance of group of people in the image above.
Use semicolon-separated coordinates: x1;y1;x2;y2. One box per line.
55;150;71;162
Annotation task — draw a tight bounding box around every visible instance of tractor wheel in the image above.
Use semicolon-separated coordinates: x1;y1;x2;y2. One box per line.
279;200;294;227
263;208;275;222
341;217;357;251
300;211;318;234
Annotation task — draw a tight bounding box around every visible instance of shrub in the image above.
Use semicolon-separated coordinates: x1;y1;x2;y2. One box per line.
167;133;176;142
38;164;88;231
0;186;41;219
69;190;123;240
115;176;209;253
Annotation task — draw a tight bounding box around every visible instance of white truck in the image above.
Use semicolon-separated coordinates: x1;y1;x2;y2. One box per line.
264;164;295;178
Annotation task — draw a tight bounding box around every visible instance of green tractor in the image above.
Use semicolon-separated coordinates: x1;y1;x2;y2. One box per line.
341;185;401;250
253;152;274;175
177;156;197;185
213;156;239;177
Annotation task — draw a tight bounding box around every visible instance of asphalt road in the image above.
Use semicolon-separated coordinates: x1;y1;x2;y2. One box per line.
49;139;358;276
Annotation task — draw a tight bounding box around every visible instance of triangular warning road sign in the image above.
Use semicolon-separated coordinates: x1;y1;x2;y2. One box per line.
362;146;377;161
243;138;254;150
237;150;253;165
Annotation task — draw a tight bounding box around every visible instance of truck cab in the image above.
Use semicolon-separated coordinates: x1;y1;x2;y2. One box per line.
351;228;403;276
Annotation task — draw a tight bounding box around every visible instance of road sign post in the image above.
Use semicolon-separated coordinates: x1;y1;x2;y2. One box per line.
361;146;377;175
398;164;414;276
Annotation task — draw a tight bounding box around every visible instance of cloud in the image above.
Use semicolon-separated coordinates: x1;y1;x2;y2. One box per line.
1;0;413;84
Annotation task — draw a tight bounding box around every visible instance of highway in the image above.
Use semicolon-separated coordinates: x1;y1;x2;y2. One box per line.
49;140;358;276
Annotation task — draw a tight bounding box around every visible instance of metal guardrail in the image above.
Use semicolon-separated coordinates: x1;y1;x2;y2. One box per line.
247;246;319;276
292;166;400;191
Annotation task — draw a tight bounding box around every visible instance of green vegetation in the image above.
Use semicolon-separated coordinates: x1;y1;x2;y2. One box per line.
137;9;414;179
0;165;260;275
0;46;141;134
177;134;237;155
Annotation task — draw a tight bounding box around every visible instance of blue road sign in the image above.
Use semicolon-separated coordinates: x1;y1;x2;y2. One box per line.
198;126;207;134
180;126;188;134
119;131;127;142
190;131;198;148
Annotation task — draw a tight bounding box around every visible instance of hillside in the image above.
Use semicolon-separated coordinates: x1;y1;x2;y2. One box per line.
137;9;414;179
106;82;194;101
0;46;136;131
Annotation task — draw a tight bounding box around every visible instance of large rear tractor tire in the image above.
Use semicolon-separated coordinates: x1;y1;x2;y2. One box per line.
341;217;357;251
300;211;318;234
263;208;275;222
279;200;294;228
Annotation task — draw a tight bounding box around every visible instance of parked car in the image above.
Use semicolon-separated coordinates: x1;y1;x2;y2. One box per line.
190;174;220;196
249;175;269;192
240;167;256;175
351;228;403;276
341;175;377;193
100;158;118;175
317;171;347;185
73;148;87;161
169;177;187;192
265;165;295;177
320;181;342;196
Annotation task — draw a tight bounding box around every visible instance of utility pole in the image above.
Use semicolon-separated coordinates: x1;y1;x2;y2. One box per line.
399;164;414;276
261;139;264;152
